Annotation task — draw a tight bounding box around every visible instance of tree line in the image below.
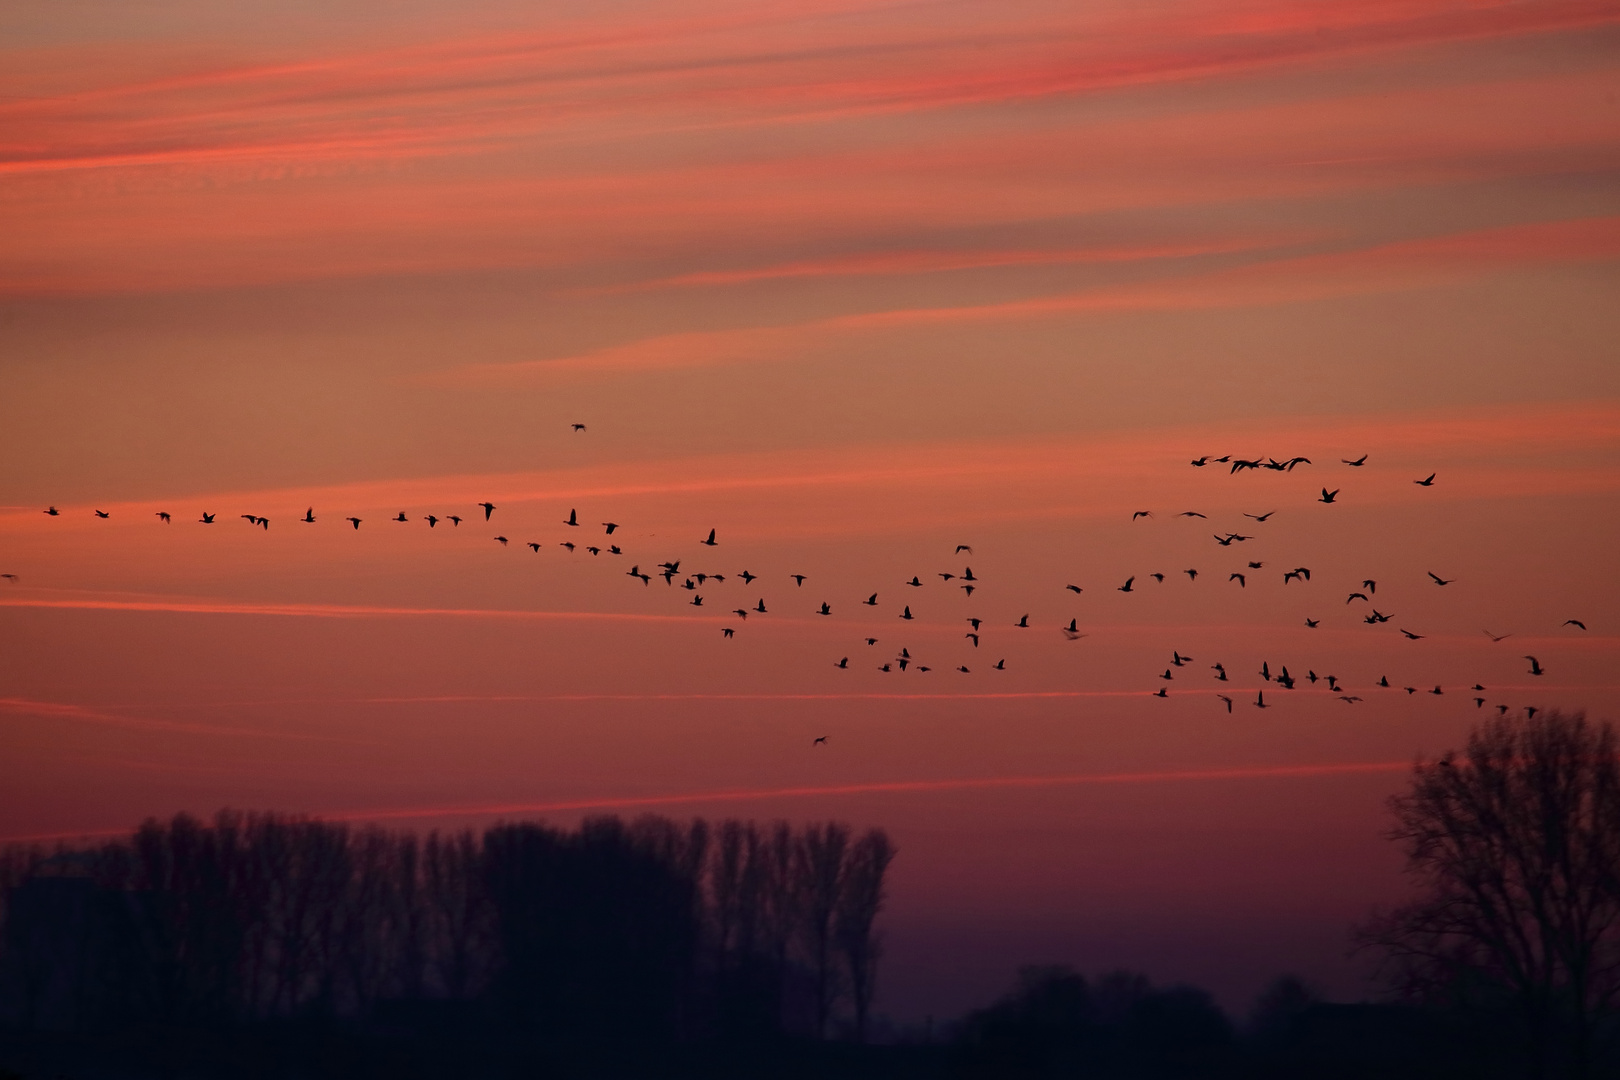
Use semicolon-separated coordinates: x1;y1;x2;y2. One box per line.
0;813;894;1051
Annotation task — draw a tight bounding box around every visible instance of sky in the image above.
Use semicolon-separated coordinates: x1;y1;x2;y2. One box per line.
1;0;1618;1022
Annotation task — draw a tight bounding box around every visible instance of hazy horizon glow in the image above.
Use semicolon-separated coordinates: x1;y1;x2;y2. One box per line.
2;0;1617;1021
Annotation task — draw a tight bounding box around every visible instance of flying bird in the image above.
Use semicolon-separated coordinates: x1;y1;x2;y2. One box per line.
528;542;541;552
1346;592;1369;604
900;606;914;621
1184;569;1198;581
200;513;215;523
480;502;496;520
755;599;767;613
155;511;171;523
958;666;971;674
740;571;757;584
1151;573;1166;583
906;576;923;587
394;512;408;522
1260;661;1271;682
1427;572;1454;586
1342;455;1368;466
564;509;578;527
961;584;976;596
1217;695;1233;712
1362;580;1377;594
1119;576;1135;593
1211;663;1227;681
1015;615;1029;627
818;602;831;616
1153;688;1168;698
448;515;461;526
1564;619;1587;630
1400;628;1423;640
1319;488;1339;504
561;541;575;552
1525;656;1544;676
1414;473;1436;486
1304;618;1319;628
1247;562;1263;570
955;545;973;554
866;638;878;646
1255;691;1270;709
1063;620;1085;640
347;517;361;529
1066;584;1083;593
1132;511;1153;520
572;423;587;431
813;735;828;745
701;529;718;546
1340;696;1363;704
494;536;507;546
1191;456;1211;467
1229;573;1246;587
425;515;438;527
44;507;59;516
0;574;17;583
968;618;981;630
834;657;847;668
994;659;1006;670
966;633;979;647
690;595;703;606
864;593;878;606
792;574;806;586
603;522;619;534
1243;511;1275;522
939;573;956;581
1179;511;1206;518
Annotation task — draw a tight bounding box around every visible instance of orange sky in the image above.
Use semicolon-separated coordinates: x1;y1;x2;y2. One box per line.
1;0;1618;1019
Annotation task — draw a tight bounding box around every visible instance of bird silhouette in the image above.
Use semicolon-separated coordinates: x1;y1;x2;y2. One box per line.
1527;707;1539;720
448;515;461;526
1243;511;1275;522
561;541;575;552
1212;663;1227;681
1217;695;1233;712
1191;456;1210;467
1230;573;1246;587
961;584;975;596
1564;619;1587;630
702;529;718;546
394;512;408;523
572;423;587;431
1277;668;1295;690
528;542;542;552
1346;592;1369;604
866;638;878;645
1184;569;1198;582
94;510;109;519
603;522;619;534
939;573;956;582
968;618;982;630
1254;691;1269;708
1340;695;1363;704
1172;651;1189;666
834;657;847;667
1427;572;1454;585
494;536;508;546
1319;489;1339;503
994;659;1006;670
1400;628;1423;640
480;502;496;520
587;546;601;556
1063;620;1084;640
958;666;971;674
813;735;828;745
818;602;831;616
1497;704;1510;714
200;512;215;523
44;507;59;516
1246;561;1263;570
1342;454;1368;466
1133;511;1152;520
900;606;914;620
1151;573;1165;583
1260;661;1271;682
1153;687;1168;698
755;599;767;614
1474;697;1486;708
792;574;806;586
955;545;973;554
1525;656;1544;676
156;512;171;523
690;595;703;606
966;633;979;647
723;627;735;638
740;571;757;584
346;517;361;529
1180;511;1206;518
1066;584;1083;593
1414;473;1436;486
864;593;878;606
732;608;748;619
0;574;17;583
1160;669;1174;681
425;515;438;527
1119;576;1135;593
1015;614;1029;628
564;509;578;526
1378;676;1389;687
906;576;923;587
299;508;315;524
1305;618;1319;628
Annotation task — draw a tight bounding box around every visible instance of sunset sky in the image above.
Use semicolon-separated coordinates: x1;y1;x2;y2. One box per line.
2;0;1618;1020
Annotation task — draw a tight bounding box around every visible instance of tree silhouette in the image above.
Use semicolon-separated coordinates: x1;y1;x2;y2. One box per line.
1359;710;1620;1078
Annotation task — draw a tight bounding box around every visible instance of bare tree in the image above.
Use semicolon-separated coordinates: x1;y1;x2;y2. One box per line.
797;822;850;1038
1358;710;1620;1078
836;828;895;1042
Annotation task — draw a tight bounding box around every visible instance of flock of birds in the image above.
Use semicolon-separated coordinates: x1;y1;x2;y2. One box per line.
15;439;1593;739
